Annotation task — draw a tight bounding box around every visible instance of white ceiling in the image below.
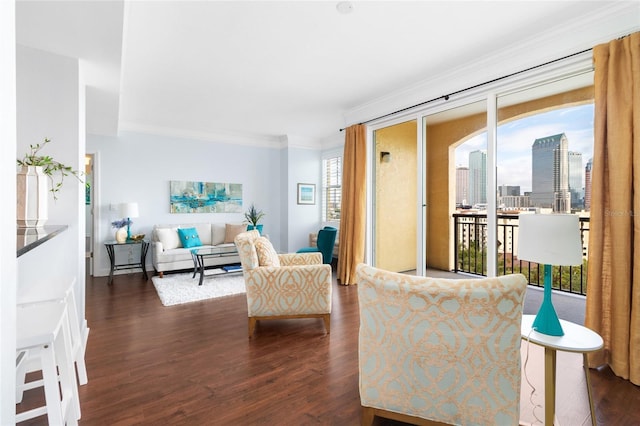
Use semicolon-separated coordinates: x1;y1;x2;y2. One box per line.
15;1;640;147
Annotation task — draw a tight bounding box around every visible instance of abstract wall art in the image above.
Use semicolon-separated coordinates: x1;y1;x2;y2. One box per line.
170;181;243;213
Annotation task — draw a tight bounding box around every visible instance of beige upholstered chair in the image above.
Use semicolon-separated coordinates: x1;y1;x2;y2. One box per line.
356;264;527;426
234;230;332;336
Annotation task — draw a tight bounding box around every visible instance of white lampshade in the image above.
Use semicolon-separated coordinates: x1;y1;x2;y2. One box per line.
518;213;582;266
120;202;139;219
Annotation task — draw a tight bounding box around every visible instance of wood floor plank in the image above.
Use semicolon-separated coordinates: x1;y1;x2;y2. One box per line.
15;269;640;425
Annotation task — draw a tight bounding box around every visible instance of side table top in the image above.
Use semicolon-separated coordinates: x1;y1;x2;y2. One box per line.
104;239;148;246
192;245;238;256
521;314;603;353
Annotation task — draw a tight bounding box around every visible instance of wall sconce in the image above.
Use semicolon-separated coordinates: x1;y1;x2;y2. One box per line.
380;151;391;163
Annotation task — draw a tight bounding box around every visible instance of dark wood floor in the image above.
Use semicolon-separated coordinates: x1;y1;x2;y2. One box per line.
17;269;640;425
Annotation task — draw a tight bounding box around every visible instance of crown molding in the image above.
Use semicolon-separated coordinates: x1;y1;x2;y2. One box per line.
118;122;330;150
279;134;324;150
118;121;284;149
320;132;345;151
345;1;639;126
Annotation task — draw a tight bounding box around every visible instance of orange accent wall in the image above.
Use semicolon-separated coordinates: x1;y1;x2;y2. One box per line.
374;120;417;272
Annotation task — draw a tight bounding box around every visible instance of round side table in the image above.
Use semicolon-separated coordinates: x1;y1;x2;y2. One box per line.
521;314;603;426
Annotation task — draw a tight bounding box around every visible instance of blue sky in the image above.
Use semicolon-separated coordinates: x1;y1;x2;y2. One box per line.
455;104;595;193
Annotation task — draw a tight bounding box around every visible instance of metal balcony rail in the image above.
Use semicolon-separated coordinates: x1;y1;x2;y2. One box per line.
453;213;590;296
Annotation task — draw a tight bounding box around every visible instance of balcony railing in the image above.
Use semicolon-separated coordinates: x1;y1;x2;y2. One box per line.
453;213;590;296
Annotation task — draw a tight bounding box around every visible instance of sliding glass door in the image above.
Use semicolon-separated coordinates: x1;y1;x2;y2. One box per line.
420;100;487;274
365;55;593;279
495;71;594;291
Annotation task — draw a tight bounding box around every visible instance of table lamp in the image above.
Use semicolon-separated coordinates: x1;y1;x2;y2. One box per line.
517;214;582;336
120;202;139;241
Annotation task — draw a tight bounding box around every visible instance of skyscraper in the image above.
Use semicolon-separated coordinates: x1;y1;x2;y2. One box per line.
531;133;570;213
498;185;520;197
585;158;593;211
568;151;583;209
456;166;469;205
468;150;487;206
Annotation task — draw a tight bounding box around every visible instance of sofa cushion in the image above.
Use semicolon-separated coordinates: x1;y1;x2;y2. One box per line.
255;237;280;267
177;227;202;248
224;223;246;243
212;223;226;245
156;228;181;250
190;223;212;245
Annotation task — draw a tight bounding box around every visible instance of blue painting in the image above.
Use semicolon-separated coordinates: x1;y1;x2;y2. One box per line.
170;181;243;213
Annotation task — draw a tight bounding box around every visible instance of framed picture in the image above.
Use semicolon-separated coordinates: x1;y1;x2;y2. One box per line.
297;183;316;205
170;180;243;213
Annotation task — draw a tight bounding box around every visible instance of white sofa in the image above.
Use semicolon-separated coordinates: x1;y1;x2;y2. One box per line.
152;223;244;277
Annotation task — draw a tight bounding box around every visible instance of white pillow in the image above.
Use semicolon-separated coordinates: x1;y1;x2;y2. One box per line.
211;223;226;245
192;223;212;245
156;228;181;250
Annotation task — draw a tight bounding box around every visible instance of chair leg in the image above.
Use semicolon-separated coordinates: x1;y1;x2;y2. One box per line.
323;314;331;334
15;351;28;403
65;288;88;386
74;348;89;386
41;345;65;425
248;317;257;337
56;309;81;422
361;406;374;426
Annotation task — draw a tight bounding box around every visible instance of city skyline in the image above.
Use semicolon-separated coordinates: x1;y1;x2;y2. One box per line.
455;104;594;193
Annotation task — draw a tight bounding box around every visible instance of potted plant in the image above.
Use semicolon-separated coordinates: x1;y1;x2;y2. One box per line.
17;138;82;200
16;137;82;228
244;203;265;234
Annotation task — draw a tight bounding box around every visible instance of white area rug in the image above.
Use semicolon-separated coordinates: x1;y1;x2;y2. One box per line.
151;271;246;306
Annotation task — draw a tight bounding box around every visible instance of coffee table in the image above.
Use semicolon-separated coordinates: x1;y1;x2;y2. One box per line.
190;246;241;286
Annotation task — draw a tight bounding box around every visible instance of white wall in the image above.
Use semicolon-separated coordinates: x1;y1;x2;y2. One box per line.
16;45;85;323
285;146;322;251
0;0;17;421
87;131;286;276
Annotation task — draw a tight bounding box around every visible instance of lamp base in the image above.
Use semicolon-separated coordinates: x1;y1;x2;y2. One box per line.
532;294;564;336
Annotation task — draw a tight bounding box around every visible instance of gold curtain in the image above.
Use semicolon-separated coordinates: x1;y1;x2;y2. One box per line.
586;32;640;385
337;124;367;285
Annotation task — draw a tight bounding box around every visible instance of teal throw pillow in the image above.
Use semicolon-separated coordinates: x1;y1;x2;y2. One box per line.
177;227;202;248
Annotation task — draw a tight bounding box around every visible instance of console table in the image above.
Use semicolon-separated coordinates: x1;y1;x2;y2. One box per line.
104;240;149;285
521;314;603;426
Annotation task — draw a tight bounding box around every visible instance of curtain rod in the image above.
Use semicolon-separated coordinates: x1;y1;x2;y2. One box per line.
339;46;593;132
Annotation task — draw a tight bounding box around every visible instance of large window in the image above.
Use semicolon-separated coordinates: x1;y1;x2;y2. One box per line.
448;71;594;293
322;155;342;222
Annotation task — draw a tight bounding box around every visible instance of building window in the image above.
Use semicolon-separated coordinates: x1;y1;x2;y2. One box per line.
322;155;342;221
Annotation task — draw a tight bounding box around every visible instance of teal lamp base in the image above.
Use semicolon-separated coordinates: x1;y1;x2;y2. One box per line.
532;264;564;336
126;219;132;241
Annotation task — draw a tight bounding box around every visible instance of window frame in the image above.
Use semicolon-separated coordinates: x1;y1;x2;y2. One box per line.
321;151;342;223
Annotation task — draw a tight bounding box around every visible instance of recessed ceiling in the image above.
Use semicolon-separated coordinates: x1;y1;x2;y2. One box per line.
16;1;639;145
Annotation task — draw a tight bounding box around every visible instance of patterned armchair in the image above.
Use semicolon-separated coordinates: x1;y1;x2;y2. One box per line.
234;230;332;337
356;264;527;426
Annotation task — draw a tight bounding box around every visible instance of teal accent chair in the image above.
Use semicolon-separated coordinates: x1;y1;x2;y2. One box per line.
297;226;337;264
